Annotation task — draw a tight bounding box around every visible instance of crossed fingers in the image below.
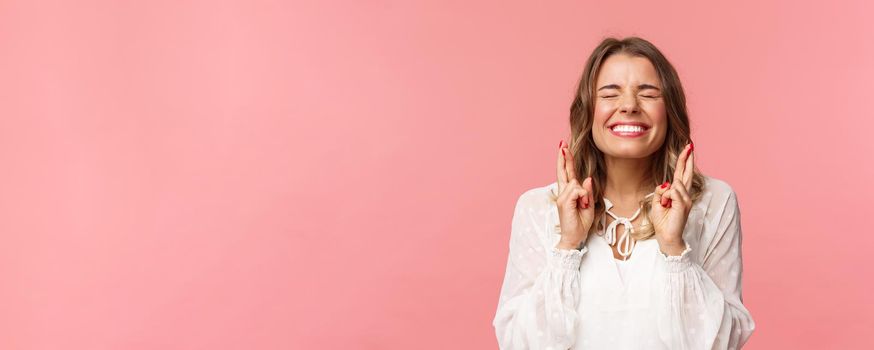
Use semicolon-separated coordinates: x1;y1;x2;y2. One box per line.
656;142;694;208
556;140;592;208
556;140;578;192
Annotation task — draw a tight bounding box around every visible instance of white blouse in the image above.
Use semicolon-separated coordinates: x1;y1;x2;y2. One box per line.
492;175;755;349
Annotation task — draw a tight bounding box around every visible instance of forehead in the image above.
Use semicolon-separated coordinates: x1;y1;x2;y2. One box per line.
595;53;660;85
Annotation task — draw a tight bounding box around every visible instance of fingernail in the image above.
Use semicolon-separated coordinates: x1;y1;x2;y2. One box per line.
559;140;564;148
690;141;694;152
561;148;566;156
660;181;669;188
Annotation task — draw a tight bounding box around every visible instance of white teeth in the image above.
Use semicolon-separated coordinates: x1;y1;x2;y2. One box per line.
611;125;646;132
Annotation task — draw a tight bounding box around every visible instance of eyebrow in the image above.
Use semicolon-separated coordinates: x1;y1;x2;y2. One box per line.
597;84;661;92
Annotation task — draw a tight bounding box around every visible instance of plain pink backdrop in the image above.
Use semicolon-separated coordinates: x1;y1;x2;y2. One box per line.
1;0;872;349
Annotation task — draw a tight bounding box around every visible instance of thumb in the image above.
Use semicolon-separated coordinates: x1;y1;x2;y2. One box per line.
653;181;671;207
582;176;593;208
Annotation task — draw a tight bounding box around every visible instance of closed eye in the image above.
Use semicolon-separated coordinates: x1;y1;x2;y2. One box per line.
601;95;659;98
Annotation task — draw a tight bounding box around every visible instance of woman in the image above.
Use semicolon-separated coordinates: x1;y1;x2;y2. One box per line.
492;37;756;349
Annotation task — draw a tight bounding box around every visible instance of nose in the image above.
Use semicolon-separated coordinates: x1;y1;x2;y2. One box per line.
618;93;640;114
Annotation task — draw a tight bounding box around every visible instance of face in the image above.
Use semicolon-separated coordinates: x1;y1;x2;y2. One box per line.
591;53;668;160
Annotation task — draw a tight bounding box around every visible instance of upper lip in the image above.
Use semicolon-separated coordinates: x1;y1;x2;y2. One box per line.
607;121;651;129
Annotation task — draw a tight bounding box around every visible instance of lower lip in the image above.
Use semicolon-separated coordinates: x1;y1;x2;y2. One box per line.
608;127;649;138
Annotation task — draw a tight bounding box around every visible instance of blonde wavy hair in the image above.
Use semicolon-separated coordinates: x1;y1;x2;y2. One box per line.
549;36;705;241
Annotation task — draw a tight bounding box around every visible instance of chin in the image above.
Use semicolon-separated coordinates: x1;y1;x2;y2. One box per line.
612;152;652;160
608;144;657;159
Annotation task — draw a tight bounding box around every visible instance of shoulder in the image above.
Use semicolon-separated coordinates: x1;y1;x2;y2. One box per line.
691;176;745;261
697;175;742;232
513;181;559;214
700;175;739;209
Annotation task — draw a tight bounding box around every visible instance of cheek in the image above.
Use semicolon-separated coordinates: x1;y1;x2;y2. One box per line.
593;102;614;123
643;102;667;124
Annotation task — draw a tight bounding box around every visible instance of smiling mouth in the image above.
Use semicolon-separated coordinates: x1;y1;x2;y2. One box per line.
608;124;649;138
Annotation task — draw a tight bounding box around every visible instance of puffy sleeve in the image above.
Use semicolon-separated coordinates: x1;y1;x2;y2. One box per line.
492;189;588;350
653;188;756;349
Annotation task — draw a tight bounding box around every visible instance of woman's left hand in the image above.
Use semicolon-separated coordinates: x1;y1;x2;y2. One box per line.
648;142;694;256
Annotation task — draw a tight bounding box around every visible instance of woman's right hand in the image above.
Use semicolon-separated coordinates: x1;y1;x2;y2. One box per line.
555;140;595;250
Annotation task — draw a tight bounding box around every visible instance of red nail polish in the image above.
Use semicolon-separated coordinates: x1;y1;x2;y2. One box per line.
690;142;694;152
561;148;566;156
660;181;669;188
559;140;564;148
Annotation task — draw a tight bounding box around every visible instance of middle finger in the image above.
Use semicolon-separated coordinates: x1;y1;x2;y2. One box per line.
672;180;692;205
682;151;694;188
563;143;578;182
556;141;568;191
673;143;692;185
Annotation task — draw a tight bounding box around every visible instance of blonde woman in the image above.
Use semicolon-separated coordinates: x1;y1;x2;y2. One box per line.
492;37;755;349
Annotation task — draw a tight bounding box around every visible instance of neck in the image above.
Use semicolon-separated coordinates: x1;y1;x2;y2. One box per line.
604;154;653;205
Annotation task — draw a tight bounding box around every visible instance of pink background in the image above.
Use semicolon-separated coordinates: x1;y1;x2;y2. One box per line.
1;0;872;349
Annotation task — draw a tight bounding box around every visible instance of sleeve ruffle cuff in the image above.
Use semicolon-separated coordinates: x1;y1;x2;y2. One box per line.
658;242;693;273
549;245;588;270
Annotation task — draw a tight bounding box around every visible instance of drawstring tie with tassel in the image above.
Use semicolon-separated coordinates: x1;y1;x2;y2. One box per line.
603;192;655;261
